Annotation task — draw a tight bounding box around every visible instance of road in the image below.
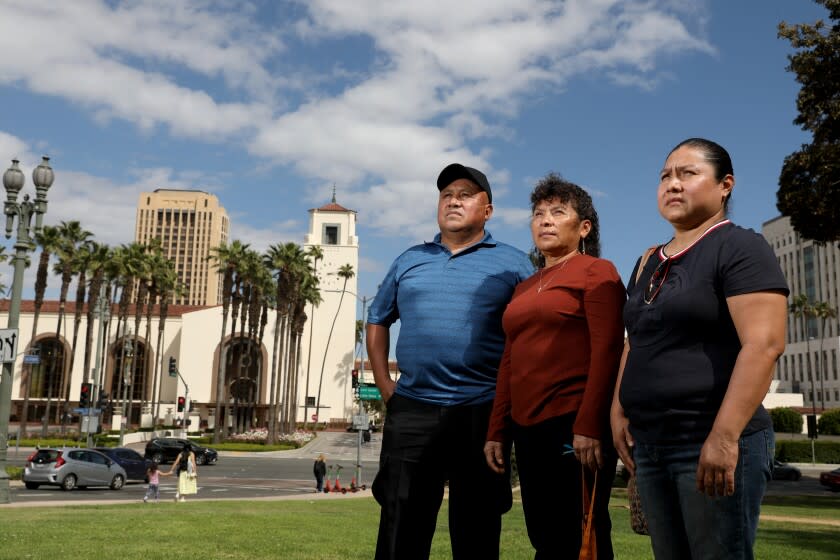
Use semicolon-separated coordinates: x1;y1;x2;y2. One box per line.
6;431;839;504
6;430;382;504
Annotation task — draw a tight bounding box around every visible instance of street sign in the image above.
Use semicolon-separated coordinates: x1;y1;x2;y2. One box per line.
0;328;19;364
72;408;101;415
23;354;40;365
358;383;381;401
352;413;369;430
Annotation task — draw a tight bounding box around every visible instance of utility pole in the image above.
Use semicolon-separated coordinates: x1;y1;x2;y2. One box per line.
85;284;109;448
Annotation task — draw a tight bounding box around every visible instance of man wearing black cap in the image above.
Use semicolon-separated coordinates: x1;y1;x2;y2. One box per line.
366;163;534;559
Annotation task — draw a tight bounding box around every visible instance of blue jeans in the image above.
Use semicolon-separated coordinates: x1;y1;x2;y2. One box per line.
633;428;774;560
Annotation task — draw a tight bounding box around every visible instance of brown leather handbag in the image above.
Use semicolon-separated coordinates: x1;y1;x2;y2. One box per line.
579;466;598;560
627;475;649;535
625;246;656;537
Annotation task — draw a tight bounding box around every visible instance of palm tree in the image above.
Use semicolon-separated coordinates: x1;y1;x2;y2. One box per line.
790;294;817;412
302;245;323;430
19;225;60;437
104;242;145;427
139;244;167;414
208;239;249;443
290;271;320;433
128;244;154;419
263;242;305;442
66;241;94;397
82;242;111;387
813;301;838;410
315;263;355;422
152;261;181;421
45;220;91;433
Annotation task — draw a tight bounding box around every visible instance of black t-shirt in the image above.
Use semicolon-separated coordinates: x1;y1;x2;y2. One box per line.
620;221;789;444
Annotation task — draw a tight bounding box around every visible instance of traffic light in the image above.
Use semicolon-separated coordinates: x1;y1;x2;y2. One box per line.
807;414;818;439
351;369;359;388
168;356;177;377
96;391;108;412
79;382;92;408
177;396;185;412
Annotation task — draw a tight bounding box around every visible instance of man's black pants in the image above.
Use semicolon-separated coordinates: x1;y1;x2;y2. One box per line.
372;394;512;560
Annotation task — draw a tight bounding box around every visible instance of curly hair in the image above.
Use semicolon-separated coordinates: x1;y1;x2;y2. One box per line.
530;173;601;258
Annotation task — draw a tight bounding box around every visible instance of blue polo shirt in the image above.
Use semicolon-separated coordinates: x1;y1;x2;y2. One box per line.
367;231;534;406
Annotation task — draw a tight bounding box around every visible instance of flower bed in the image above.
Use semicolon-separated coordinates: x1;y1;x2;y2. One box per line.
225;428;315;448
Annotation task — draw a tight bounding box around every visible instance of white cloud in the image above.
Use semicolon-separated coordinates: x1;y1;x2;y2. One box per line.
0;0;714;241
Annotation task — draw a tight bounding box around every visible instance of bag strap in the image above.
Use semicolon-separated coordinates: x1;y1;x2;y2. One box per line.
579;465;599;560
634;246;659;286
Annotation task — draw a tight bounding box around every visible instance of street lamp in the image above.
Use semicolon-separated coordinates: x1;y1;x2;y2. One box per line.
0;157;53;503
118;336;134;446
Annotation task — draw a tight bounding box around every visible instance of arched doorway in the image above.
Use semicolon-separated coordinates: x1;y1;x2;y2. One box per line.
26;338;66;424
109;337;149;424
224;337;262;433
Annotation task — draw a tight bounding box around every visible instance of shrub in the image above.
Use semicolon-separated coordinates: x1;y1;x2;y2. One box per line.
770;407;803;434
775;440;840;463
5;466;22;480
818;409;840;435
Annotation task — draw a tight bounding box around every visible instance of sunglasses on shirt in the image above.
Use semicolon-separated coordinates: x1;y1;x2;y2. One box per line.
644;257;672;304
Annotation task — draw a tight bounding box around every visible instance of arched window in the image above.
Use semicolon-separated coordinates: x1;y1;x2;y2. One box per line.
29;339;65;398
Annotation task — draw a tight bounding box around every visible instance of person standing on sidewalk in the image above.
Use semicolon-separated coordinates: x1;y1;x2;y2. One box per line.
313;454;327;492
367;163;534;560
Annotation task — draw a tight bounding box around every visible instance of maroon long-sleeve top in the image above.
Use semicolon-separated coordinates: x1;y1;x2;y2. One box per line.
486;254;626;444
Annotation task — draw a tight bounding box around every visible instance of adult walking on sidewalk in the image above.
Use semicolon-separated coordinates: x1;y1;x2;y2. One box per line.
367;163;534;560
168;444;198;502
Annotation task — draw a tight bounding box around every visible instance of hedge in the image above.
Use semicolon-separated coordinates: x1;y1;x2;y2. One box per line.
775;440;840;463
770;407;803;434
817;409;840;435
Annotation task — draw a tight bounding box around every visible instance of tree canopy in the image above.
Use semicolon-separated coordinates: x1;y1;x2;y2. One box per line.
777;0;840;244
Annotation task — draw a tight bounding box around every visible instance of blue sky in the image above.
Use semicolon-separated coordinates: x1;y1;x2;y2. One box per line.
0;0;827;311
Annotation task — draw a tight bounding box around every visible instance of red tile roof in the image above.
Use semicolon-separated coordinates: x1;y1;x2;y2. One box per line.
0;300;213;318
313;201;355;212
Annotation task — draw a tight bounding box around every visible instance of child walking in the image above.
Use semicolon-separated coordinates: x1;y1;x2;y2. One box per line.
143;462;166;503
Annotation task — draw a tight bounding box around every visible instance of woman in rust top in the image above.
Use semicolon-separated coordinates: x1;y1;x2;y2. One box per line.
484;173;625;559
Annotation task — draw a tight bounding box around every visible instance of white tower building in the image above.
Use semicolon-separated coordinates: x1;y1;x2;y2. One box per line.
300;191;359;423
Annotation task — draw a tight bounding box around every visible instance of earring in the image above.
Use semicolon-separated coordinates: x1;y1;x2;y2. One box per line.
580;238;586;255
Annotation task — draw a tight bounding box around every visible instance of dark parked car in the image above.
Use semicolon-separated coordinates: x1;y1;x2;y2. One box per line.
23;447;127;491
144;437;218;465
819;467;840;491
94;447;154;482
772;459;802;481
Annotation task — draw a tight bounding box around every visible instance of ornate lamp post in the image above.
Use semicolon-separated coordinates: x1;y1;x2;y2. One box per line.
0;157;53;503
118;336;134;446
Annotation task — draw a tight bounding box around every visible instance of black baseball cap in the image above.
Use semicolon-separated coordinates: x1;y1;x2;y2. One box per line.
436;163;492;203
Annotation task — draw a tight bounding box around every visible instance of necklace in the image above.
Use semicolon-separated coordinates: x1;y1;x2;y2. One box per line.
537;252;579;293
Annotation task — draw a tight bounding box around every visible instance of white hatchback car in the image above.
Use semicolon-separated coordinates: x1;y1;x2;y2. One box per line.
23;447;127;491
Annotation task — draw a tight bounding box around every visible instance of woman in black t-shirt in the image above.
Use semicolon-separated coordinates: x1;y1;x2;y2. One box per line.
610;138;788;560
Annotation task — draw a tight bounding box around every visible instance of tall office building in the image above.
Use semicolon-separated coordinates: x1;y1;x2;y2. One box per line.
135;189;230;306
763;215;840;410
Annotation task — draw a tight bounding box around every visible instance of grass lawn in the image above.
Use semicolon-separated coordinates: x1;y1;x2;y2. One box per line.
0;493;836;559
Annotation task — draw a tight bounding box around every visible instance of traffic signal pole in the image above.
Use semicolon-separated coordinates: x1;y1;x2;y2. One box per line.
171;361;190;434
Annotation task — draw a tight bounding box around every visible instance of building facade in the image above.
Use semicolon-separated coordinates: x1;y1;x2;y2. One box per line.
763;215;840;411
2;195;360;434
135;189;230;306
300;195;359;424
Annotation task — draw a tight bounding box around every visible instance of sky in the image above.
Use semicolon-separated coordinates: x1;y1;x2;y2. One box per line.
0;0;829;315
